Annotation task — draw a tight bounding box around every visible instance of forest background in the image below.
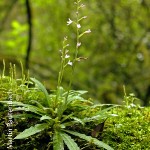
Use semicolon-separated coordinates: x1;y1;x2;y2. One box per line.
0;0;150;106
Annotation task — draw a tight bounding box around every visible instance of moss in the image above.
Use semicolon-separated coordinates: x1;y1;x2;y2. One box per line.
0;76;150;149
101;106;150;150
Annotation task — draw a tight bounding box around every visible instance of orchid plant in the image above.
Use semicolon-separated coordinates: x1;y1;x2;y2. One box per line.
1;0;115;150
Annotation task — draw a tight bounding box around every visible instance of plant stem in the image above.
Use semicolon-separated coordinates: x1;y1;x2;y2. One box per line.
65;0;80;103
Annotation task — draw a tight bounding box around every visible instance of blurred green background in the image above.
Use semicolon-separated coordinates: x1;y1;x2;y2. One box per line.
0;0;150;106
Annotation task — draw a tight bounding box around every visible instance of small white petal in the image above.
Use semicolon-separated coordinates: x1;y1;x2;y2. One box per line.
67;18;73;25
77;24;81;28
77;42;81;47
83;16;87;19
80;4;85;8
85;29;91;33
68;60;73;66
65;54;70;58
64;36;68;40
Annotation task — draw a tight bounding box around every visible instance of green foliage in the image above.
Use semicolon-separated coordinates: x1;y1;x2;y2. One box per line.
0;67;150;149
0;0;150;150
30;77;51;107
64;130;113;150
1;0;150;105
60;132;80;150
53;131;64;150
14;123;48;139
2;77;113;149
101;95;150;150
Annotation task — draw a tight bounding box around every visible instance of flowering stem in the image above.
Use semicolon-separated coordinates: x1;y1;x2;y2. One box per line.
57;50;65;87
65;0;80;102
56;39;69;105
75;1;80;63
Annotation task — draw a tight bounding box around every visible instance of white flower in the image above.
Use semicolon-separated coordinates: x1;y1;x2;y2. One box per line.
83;16;87;19
67;18;73;25
78;16;87;22
65;54;70;58
68;60;73;66
85;29;91;34
64;36;68;41
80;4;85;8
77;24;81;28
77;42;81;47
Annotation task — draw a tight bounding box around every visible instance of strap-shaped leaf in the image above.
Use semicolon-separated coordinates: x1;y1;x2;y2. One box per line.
60;132;80;150
14;123;48;139
76;90;88;95
64;130;114;150
83;106;118;123
15;105;45;115
30;78;50;106
63;90;88;97
56;97;65;118
30;100;45;110
40;115;52;121
53;131;64;150
67;96;84;104
83;114;108;123
0;101;23;105
70;117;85;125
12;113;38;119
1;101;45;115
95;106;117;116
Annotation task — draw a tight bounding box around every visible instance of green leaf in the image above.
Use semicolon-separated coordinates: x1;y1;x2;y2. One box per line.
14;123;48;139
83;106;118;123
12;113;38;119
53;131;64;150
64;130;114;150
56;98;66;119
63;90;87;97
60;132;80;150
30;78;50;106
14;105;45;116
1;101;45;115
0;101;20;105
83;114;108;123
70;117;85;125
62;116;85;128
67;96;84;104
95;106;117;116
40;115;52;121
90;104;118;109
76;90;88;95
30;100;45;110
